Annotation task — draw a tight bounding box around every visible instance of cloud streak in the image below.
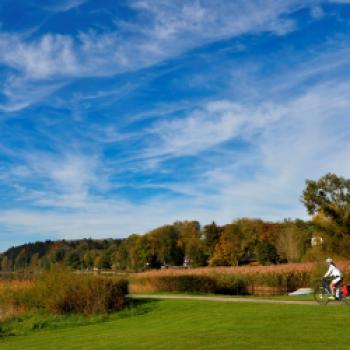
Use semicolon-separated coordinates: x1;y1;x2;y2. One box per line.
1;78;349;246
0;0;313;111
1;1;350;251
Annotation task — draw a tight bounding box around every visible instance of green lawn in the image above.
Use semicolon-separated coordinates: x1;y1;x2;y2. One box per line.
1;299;350;350
130;291;315;301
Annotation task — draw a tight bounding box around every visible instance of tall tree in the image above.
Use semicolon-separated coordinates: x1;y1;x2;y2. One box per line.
302;173;350;257
302;173;350;231
210;224;245;266
148;225;183;266
203;221;222;256
175;221;206;267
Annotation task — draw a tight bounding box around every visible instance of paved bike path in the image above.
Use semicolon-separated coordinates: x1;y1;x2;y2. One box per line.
129;294;322;305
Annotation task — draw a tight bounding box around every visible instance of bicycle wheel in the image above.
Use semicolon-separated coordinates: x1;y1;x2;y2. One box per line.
313;287;329;304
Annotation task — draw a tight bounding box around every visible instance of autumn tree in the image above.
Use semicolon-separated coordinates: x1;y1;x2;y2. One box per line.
302;173;350;256
275;220;313;262
210;224;245;266
203;221;222;256
148;225;183;266
175;221;206;267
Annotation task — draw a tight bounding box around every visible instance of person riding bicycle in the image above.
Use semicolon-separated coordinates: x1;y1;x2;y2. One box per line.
324;258;343;299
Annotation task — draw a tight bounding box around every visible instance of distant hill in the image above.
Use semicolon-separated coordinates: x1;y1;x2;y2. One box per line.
0;219;319;272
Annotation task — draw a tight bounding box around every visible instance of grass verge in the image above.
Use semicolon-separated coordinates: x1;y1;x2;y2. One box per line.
1;298;350;350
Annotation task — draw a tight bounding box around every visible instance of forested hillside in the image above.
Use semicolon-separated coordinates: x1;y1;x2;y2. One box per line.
0;219;317;272
1;173;349;272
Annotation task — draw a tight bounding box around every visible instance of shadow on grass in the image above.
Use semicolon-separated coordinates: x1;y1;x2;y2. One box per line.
0;299;160;339
118;298;160;319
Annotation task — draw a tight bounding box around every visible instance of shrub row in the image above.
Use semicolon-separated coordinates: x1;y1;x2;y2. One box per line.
132;271;312;295
0;271;129;315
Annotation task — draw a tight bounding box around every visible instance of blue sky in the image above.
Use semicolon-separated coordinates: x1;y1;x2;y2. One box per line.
1;0;350;252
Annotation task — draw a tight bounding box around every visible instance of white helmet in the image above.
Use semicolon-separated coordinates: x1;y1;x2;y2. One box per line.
326;258;333;264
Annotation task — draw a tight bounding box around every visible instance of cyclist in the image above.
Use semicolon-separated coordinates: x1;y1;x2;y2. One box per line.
324;258;342;299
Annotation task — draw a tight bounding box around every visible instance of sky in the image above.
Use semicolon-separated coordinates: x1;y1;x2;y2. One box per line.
0;0;350;252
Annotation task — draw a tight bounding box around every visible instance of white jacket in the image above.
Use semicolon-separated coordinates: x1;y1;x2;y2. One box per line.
324;264;342;278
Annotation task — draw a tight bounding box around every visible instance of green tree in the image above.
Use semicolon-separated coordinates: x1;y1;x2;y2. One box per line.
1;255;10;271
255;241;279;265
66;251;81;269
175;221;206;267
276;221;312;262
210;224;244;266
98;250;112;270
302;173;350;256
83;250;95;269
14;248;29;270
148;225;183;266
302;173;350;232
40;256;51;271
203;221;222;256
111;242;128;270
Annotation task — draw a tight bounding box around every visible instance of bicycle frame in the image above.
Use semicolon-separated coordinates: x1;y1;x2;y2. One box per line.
315;278;350;305
322;278;332;294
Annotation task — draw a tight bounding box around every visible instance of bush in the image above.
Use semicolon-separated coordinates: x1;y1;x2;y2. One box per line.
132;270;312;295
139;275;217;293
210;274;248;294
0;272;129;316
34;271;128;314
0;280;36;319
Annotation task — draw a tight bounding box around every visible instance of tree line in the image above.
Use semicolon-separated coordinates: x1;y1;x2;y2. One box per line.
1;173;349;272
0;219;316;272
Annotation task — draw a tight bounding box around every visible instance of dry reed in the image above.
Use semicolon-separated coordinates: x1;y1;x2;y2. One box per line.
130;262;350;296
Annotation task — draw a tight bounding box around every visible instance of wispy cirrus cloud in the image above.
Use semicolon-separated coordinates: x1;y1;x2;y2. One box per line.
1;0;350;251
2;78;350;242
0;0;315;111
145;101;260;157
141;40;350;160
143;80;350;219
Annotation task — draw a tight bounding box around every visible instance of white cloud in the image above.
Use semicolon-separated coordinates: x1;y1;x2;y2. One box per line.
125;76;350;225
2;79;349;245
3;0;305;79
4;151;109;203
187;82;350;218
143;99;287;159
0;195;214;242
1;0;350;249
0;76;66;112
0;33;77;79
0;0;311;111
146;101;247;157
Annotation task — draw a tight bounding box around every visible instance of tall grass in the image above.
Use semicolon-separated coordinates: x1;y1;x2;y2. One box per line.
35;271;129;314
0;271;129;318
130;262;350;295
0;280;34;320
135;262;315;277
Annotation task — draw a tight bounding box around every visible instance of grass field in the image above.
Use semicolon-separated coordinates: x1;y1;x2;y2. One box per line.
130;291;316;301
1;298;350;350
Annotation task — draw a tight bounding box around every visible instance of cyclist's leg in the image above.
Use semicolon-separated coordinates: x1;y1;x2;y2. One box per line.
329;281;335;296
332;277;342;299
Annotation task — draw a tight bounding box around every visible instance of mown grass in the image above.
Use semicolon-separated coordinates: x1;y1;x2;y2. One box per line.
1;299;350;350
129;291;316;301
0;299;152;338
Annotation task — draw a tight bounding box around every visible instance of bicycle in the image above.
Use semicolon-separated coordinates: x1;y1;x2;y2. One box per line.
314;277;350;305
